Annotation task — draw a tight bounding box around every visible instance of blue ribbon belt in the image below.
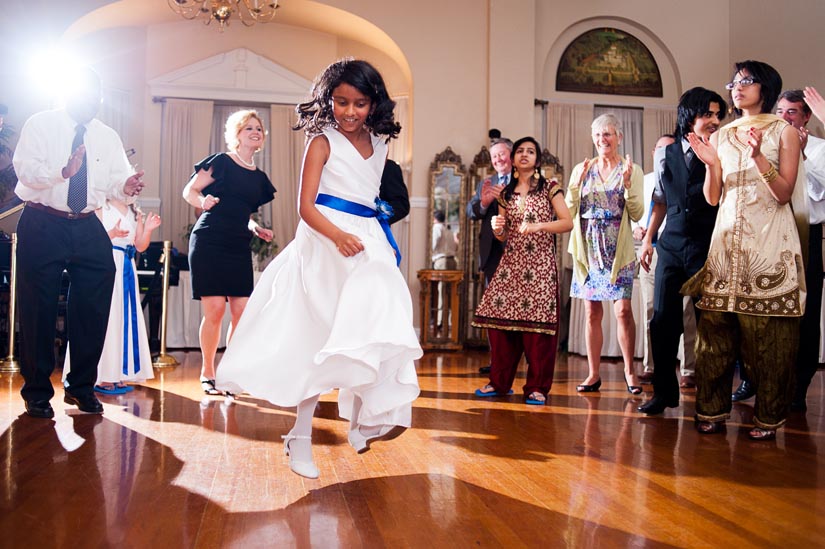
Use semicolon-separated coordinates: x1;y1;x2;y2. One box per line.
314;193;401;266
113;245;140;374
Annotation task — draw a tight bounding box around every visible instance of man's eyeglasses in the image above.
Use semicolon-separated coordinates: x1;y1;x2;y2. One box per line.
725;76;758;90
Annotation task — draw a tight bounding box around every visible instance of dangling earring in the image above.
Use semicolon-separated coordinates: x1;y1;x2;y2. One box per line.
513;171;519;180
533;167;540;180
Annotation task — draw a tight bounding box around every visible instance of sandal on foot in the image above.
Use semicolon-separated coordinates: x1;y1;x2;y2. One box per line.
748;427;776;441
115;383;134;393
474;384;514;398
94;384;126;395
200;377;221;396
525;392;546;405
695;420;723;434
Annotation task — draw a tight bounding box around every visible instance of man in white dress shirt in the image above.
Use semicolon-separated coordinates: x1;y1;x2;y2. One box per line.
13;68;144;418
775;89;825;411
634;134;674;381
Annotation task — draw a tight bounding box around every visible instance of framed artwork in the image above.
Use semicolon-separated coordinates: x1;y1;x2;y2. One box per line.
556;28;662;97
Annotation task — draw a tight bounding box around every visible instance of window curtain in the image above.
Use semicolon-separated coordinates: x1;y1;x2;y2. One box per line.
648;106;679;140
268;104;305;251
159;98;214;246
98;88;131;148
387;95;411;280
544;101;594;346
593;105;644;166
545;101;594;270
545;102;594;189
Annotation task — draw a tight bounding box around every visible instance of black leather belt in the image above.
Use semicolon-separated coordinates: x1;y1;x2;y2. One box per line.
26;202;95;220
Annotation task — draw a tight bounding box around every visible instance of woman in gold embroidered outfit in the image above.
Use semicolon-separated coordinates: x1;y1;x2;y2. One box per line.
688;60;807;440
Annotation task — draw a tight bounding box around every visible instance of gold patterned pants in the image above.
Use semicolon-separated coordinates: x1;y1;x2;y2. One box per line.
695;311;799;429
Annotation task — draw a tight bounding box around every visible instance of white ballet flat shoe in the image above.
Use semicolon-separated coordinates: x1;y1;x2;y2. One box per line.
282;434;319;479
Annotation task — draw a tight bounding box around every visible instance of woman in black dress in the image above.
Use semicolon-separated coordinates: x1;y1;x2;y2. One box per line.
183;109;276;395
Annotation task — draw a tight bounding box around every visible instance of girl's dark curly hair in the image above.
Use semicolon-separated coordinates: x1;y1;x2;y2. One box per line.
502;136;547;201
294;58;401;140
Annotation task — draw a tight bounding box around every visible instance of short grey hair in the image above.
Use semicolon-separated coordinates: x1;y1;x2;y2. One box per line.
490;137;513;151
591;113;623;138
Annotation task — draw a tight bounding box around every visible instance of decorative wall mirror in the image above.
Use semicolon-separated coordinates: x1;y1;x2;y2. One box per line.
464;146;493;347
418;147;467;350
540;148;564;183
427;147;467;270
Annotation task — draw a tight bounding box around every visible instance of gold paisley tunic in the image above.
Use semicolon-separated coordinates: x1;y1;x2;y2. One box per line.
695;115;805;317
472;181;563;334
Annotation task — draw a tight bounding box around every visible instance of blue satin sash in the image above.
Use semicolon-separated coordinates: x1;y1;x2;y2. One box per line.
314;193;401;266
113;245;141;374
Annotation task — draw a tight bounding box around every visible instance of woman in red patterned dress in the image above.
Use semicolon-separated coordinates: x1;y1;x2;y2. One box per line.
473;137;573;405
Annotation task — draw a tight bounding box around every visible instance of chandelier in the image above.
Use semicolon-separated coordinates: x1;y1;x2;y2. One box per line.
168;0;279;30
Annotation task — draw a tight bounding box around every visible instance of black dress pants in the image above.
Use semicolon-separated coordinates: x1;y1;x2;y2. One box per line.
649;245;704;402
16;207;115;402
796;222;823;399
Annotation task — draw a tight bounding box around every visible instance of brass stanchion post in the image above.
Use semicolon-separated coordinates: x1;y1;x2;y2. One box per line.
0;233;20;373
153;240;179;368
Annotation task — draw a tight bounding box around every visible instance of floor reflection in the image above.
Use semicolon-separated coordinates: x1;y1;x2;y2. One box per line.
0;351;821;546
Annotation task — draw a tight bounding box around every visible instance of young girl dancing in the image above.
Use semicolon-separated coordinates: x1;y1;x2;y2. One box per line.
64;198;162;393
216;59;422;478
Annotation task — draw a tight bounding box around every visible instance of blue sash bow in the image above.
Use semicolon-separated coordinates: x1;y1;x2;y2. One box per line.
314;193;401;266
113;245;141;374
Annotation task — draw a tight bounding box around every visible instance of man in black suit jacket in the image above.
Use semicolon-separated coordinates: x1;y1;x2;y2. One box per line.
380;159;409;225
467;138;513;283
637;87;726;415
467;137;513;373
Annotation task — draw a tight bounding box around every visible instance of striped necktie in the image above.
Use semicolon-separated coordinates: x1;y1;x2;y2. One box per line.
66;124;88;213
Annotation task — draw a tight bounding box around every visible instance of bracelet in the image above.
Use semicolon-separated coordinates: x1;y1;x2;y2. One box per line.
493;228;505;236
761;164;778;184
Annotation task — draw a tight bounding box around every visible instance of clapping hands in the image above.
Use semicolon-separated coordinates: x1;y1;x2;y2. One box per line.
804;87;825;125
686;133;718;167
480;179;505;208
621;154;633;189
108;219;130;240
143;211;161;231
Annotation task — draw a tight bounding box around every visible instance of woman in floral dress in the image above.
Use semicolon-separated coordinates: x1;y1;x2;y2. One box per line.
566;113;644;394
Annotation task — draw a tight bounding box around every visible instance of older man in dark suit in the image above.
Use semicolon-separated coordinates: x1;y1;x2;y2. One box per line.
467;137;513;373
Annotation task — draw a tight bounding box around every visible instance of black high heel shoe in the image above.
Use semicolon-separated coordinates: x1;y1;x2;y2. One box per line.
576;378;602;393
624;375;643;395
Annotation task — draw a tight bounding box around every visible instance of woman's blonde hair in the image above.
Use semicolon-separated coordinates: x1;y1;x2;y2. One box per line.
225;109;266;152
591;113;623;138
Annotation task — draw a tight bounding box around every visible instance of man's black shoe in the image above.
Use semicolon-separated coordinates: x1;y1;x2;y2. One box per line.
731;380;755;402
25;400;55;419
478;365;491;374
637;395;679;415
64;392;104;414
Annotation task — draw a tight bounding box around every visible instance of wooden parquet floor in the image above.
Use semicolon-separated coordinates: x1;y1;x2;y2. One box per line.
0;350;822;548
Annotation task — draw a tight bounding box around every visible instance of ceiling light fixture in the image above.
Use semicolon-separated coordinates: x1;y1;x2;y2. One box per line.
168;0;279;31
